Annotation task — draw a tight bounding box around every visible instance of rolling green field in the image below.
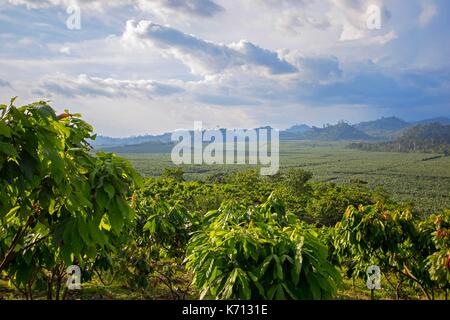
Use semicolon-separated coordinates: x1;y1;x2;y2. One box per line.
115;140;450;215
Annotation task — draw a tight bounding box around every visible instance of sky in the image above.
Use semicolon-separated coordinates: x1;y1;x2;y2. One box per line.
0;0;449;136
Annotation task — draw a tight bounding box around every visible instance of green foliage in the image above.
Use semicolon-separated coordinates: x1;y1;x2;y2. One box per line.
119;139;450;215
333;203;449;299
0;99;140;299
305;184;388;227
349;123;450;153
426;210;450;287
161;167;185;181
185;195;341;300
1;98;449;300
281;168;313;195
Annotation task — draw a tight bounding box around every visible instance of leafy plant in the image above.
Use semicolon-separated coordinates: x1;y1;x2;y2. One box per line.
427;210;450;291
0;99;140;299
185;195;341;300
333;203;443;299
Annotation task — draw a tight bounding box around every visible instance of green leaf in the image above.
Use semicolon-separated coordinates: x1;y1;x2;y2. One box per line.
104;183;115;199
222;268;239;299
0;142;18;158
108;200;124;233
99;214;112;231
4;206;20;222
248;271;265;298
267;284;278;300
0;121;11;137
258;254;274;278
115;197;131;218
308;275;321;300
275;284;286;300
273;255;283;280
96;189;109;211
237;270;251;300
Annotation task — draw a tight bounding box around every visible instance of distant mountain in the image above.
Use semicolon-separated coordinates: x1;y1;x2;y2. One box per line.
284;124;311;134
92;116;450;152
100;141;174;153
414;117;450;125
280;124;311;140
355;116;410;139
303;122;373;141
91;133;171;147
349;123;450;153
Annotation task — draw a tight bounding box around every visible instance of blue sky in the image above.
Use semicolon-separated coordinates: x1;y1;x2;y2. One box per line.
0;0;449;136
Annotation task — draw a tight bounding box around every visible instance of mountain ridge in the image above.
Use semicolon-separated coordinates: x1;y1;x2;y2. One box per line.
91;116;450;148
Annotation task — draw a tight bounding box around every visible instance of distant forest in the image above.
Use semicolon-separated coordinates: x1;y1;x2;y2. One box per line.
349;123;450;154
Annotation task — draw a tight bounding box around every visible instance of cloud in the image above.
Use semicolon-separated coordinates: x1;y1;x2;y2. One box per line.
59;46;71;55
183;60;450;114
275;10;331;35
0;79;11;87
3;0;450;135
7;0;223;18
249;0;394;45
33;74;184;98
7;0;123;10
136;0;223;18
331;0;394;42
419;1;437;26
285;54;342;82
122;20;297;76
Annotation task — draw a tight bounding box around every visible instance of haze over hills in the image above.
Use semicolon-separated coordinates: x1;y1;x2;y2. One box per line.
354;116;410;139
414;117;450;125
349;123;450;154
91;116;450;152
303;121;374;141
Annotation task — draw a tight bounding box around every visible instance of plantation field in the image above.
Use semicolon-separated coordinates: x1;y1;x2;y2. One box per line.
2;103;449;301
117;140;450;215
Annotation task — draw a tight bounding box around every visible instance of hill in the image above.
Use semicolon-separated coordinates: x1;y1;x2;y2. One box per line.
355;116;410;139
280;124;311;140
92;116;450;152
349;123;450;153
303;122;374;141
414;117;450;125
100;141;174;153
90;133;171;147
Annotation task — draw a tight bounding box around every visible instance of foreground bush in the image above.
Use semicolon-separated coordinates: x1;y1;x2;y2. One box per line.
185;195;341;299
0;99;139;299
333;203;449;299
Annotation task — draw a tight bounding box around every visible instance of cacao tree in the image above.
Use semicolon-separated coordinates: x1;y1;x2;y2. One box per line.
0;98;140;299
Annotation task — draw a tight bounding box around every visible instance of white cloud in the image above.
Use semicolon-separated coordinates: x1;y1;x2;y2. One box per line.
59;46;71;55
122;20;297;76
419;1;437;26
367;30;397;45
2;0;449;136
7;0;223;18
7;0;123;10
0;79;11;87
33;74;184;98
136;0;223;18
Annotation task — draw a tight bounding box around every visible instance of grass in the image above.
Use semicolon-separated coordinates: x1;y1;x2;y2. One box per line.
3;274;446;300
